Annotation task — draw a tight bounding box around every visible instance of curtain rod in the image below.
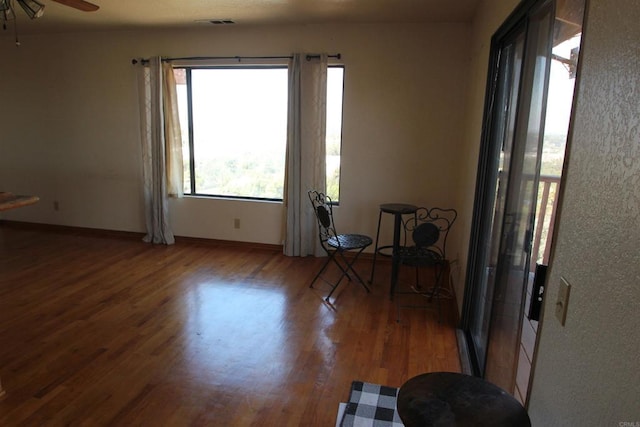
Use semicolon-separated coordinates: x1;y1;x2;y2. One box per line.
131;53;341;65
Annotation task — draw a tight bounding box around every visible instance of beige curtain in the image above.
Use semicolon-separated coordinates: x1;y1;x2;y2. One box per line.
137;57;184;244
283;53;328;256
162;62;184;197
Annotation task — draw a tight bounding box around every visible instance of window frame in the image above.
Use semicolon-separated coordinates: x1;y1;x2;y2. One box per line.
178;64;289;202
174;61;345;203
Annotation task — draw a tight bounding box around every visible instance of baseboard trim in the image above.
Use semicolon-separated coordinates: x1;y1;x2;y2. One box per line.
174;235;282;251
0;220;399;258
0;220;284;252
0;220;145;240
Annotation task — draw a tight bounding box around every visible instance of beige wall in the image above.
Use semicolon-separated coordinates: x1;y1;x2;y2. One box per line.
0;23;470;250
528;0;640;423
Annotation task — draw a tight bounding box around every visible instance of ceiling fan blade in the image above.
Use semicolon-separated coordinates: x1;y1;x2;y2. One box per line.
49;0;99;12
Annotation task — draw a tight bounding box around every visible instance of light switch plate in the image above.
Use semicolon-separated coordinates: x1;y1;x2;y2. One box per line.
555;276;571;326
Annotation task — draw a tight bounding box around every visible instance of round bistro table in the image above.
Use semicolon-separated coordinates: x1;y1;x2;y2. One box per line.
369;203;418;297
397;372;531;427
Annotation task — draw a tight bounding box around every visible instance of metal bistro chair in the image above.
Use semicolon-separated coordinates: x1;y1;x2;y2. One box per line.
308;190;373;302
395;206;457;322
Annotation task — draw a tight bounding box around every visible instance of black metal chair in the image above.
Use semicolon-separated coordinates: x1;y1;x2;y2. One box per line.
394;207;457;322
308;190;373;302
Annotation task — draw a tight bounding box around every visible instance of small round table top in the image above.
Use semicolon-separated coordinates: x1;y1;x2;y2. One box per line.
397;372;531;427
379;203;418;215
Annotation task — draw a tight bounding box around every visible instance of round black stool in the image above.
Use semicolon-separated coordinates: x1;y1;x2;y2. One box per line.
397;372;531;427
369;203;418;296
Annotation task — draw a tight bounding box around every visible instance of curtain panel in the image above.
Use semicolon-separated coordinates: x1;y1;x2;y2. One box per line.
283;53;328;257
137;57;183;245
162;62;184;198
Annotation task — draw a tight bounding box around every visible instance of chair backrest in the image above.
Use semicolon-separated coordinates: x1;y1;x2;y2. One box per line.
403;207;457;260
308;190;339;248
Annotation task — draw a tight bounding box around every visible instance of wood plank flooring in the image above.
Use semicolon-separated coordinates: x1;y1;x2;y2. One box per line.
0;225;460;426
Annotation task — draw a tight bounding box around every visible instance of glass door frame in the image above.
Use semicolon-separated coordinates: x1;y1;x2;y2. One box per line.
459;0;555;379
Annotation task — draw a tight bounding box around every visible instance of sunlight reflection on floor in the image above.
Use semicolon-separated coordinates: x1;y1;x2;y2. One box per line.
179;281;291;390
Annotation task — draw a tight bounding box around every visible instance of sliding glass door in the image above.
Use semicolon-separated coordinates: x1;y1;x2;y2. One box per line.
484;3;555;389
461;0;555;392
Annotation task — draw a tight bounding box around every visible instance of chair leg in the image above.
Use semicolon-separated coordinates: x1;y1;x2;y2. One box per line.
369;210;383;284
311;248;371;302
309;253;335;288
311;249;353;288
311;250;358;301
397;263;445;324
324;274;349;301
433;263;445;324
326;250;369;298
330;251;354;282
337;248;370;293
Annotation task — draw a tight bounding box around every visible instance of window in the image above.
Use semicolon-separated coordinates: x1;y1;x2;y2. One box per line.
326;66;344;202
174;64;344;202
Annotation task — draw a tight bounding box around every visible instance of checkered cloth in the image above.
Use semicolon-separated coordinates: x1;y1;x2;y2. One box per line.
340;381;404;427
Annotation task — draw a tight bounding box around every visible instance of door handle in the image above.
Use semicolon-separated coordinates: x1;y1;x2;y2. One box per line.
528;263;547;321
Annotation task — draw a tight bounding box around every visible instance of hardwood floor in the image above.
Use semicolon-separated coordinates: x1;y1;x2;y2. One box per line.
0;225;460;426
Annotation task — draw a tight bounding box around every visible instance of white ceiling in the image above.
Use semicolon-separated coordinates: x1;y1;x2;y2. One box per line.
7;0;481;34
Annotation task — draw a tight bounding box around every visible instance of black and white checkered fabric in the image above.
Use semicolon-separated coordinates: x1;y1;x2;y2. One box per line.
340;381;404;427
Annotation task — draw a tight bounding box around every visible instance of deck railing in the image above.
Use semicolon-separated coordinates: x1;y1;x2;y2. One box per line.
530;174;561;270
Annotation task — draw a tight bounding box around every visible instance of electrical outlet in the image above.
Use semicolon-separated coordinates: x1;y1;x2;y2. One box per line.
234;218;240;229
53;201;60;211
555;276;571;326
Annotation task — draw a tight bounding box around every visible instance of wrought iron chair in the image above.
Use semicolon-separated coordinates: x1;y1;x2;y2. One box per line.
308;190;373;302
394;207;457;322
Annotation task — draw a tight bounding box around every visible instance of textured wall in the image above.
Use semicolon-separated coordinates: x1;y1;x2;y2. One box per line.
528;0;640;424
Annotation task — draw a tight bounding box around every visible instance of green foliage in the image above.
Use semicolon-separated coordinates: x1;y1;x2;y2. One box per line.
193;151;285;199
326;166;340;201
